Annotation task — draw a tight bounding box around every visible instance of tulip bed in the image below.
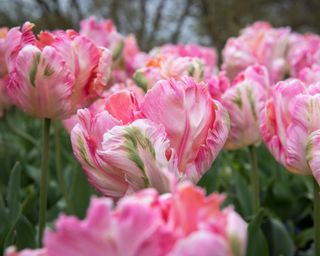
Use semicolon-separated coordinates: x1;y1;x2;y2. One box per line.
0;18;319;256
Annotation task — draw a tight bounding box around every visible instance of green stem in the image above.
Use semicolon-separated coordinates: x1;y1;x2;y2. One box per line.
314;178;320;255
249;145;260;214
54;121;73;213
38;118;51;246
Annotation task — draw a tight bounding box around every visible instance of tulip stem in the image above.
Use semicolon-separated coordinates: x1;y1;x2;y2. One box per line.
38;118;51;246
54;121;73;214
248;145;260;214
314;178;320;255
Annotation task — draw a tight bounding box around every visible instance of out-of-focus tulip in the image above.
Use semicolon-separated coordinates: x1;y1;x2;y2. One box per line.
79;16;123;60
80;17;147;83
5;22;112;119
220;65;270;149
260;78;320;182
222;21;290;83
150;43;217;78
287;33;320;77
6;183;247;256
206;71;231;102
298;65;320;86
134;55;205;91
5;248;47;256
0;27;12;116
0;27;8;78
141;77;229;181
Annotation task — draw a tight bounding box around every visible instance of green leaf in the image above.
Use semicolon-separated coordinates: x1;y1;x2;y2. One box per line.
69;168;95;218
294;227;314;249
6;162;21;223
262;218;295;256
247;209;269;256
15;215;36;250
234;169;252;216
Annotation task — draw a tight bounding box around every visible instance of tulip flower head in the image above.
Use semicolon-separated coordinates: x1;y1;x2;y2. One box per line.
71;77;229;197
222;21;290;83
150;43;217;78
260;78;320;184
134;55;205;91
220;65;270;149
5;22;112;119
80;17;147;83
0;27;11;116
287;33;320;77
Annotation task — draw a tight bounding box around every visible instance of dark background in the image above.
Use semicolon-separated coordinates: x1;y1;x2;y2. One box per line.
1;0;320;54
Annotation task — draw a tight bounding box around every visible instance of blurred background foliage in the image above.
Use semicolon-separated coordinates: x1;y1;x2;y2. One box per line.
1;0;320;255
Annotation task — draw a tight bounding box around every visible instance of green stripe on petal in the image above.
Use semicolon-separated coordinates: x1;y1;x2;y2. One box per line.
246;86;257;120
44;64;54;76
123;126;158;187
29;52;41;87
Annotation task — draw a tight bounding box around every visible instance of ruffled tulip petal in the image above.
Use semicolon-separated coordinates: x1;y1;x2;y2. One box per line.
169;231;229;256
306;130;320;184
45;198;116;256
105;90;140;124
286;95;320;173
98;119;176;193
141;77;215;174
5;247;47;256
222;65;269;149
71;109;128;198
190;100;229;181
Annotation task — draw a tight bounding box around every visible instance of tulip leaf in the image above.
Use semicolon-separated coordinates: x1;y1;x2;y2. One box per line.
70;168;95;218
15;215;36;250
6;162;21;223
247;208;269;256
262;218;295;256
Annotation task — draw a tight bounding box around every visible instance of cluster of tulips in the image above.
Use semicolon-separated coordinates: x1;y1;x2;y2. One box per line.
1;17;320;255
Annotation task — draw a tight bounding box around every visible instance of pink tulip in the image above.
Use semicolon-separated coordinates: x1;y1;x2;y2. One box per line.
287;33;320;77
134;55;205;91
70;89;177;198
222;21;290;83
0;27;8;78
0;27;12;116
298;65;320;85
306;130;320;184
71;76;228;196
141;77;229;181
5;248;47;256
151;43;217;78
80;17;147;83
260;78;320;181
206;71;231;102
63;81;144;132
7;183;247;256
221;65;270;149
5;22;112;119
79;16;123;60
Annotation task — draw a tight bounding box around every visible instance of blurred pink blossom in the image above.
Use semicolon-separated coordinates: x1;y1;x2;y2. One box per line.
222;21;290;83
6;183;247;256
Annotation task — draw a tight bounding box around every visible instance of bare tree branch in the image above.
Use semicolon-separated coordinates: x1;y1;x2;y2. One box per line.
171;0;192;43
